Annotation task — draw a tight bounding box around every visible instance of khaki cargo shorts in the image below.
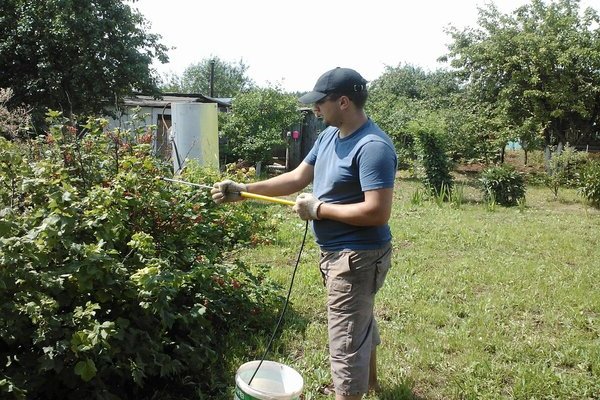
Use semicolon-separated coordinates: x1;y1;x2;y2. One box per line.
319;242;392;396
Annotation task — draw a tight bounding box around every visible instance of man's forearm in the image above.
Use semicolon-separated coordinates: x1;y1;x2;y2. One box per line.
318;202;391;226
246;162;313;197
318;188;394;226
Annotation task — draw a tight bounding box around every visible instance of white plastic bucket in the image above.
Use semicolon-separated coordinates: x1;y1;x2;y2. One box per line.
234;360;303;400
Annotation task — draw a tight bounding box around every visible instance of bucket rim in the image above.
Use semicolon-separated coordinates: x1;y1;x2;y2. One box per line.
235;360;303;400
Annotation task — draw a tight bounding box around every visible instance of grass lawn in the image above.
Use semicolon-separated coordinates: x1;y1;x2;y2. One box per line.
224;172;600;400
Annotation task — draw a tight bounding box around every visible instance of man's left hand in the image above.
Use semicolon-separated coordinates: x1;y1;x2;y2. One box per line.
293;193;323;220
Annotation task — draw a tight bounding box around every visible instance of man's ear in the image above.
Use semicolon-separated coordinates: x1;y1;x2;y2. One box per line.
339;95;351;110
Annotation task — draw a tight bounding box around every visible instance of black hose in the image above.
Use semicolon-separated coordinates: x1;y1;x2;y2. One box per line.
248;220;310;386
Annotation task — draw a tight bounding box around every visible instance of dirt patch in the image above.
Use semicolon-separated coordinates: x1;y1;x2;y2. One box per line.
454;152;546;174
455;163;486;174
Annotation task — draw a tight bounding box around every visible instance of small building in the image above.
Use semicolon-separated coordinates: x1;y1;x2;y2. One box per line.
107;93;230;162
108;93;325;174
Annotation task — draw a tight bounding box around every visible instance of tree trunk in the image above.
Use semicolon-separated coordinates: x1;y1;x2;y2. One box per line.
544;118;568;173
544;126;552;173
255;161;262;177
556;118;567;153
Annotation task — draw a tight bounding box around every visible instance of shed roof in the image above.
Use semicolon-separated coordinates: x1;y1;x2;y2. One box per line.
124;93;232;109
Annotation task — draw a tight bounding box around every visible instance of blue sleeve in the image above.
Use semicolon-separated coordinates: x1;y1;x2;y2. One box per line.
357;141;397;191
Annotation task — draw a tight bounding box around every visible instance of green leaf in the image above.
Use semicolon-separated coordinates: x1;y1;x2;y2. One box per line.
62;191;72;202
74;358;97;382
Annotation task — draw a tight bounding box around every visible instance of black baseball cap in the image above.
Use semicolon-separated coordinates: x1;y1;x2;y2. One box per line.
298;67;368;104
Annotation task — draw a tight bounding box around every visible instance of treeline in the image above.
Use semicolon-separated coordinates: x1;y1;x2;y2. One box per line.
2;0;598;167
367;0;600;165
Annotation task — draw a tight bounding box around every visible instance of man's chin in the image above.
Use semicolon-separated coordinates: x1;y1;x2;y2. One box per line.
319;117;331;127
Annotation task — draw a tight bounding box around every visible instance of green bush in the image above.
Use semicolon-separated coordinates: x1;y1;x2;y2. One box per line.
546;145;590;198
479;165;526;206
0;112;281;399
410;119;453;198
221;87;302;165
578;160;600;208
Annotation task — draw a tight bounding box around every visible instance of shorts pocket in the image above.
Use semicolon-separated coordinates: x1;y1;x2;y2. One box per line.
330;279;352;292
327;277;355;311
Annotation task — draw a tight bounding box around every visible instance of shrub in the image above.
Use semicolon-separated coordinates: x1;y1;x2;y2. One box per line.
0;112;281;399
410;118;453;198
546;145;589;198
479;165;526;206
221;87;302;166
578;160;600;208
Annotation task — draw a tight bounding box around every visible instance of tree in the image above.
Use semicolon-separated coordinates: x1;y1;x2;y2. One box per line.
221;86;301;165
444;0;600;159
367;64;463;165
0;0;168;124
160;57;254;97
438;95;506;163
368;64;460;106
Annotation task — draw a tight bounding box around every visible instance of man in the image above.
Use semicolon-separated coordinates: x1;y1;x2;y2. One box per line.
212;67;397;399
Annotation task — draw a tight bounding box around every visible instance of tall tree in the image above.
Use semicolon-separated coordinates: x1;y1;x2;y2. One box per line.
161;57;254;97
0;0;168;122
444;0;600;157
369;64;459;105
367;64;464;164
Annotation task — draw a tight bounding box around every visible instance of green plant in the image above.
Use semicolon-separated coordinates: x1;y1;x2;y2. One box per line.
479;164;526;206
410;118;454;198
221;87;302;165
517;197;527;212
434;183;451;207
546;145;589;198
578;160;600;208
485;191;497;212
450;183;465;209
410;186;426;206
0;112;281;399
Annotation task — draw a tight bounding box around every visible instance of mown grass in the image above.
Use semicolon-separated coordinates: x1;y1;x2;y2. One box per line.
221;173;600;400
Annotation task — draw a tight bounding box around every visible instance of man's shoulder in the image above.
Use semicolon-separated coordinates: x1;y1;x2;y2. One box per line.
359;120;392;141
357;130;395;153
355;124;397;163
316;126;339;143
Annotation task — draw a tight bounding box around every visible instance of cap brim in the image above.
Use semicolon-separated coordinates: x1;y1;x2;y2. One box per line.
298;91;327;104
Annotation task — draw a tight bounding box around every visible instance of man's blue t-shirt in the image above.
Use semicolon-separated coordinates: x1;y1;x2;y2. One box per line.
304;119;397;251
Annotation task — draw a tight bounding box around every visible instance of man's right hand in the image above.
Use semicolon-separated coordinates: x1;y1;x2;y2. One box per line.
211;180;247;204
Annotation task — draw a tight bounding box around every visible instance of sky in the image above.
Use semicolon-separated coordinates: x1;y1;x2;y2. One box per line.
133;0;598;93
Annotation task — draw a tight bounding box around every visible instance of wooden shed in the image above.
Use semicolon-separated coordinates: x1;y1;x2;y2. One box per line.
285;108;326;170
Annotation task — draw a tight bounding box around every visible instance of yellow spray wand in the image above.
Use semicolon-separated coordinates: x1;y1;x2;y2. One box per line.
161;177;295;206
